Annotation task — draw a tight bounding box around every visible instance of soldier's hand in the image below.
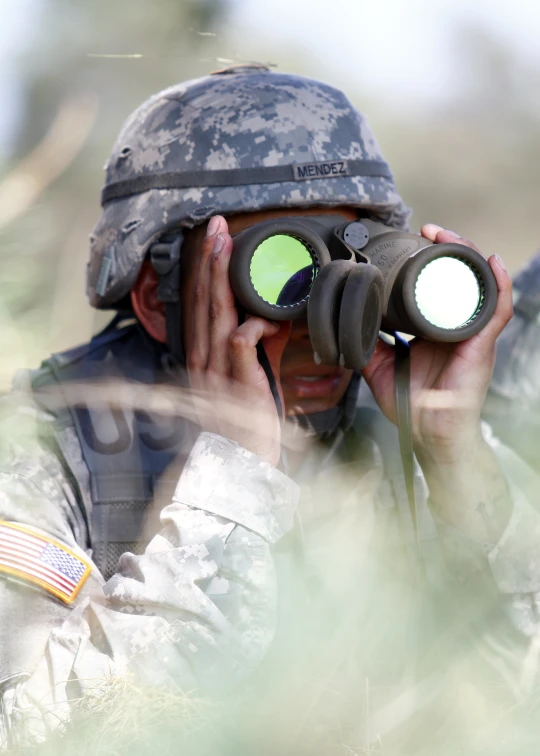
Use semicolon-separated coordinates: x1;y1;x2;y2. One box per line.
362;225;513;463
184;216;291;466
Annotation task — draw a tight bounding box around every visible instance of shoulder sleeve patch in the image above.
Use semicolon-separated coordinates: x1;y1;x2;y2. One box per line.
0;520;92;604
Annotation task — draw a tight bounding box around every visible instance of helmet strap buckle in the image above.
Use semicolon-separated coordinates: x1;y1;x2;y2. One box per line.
149;233;185;364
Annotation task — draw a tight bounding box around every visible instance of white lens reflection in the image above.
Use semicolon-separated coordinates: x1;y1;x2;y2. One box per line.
415;257;480;329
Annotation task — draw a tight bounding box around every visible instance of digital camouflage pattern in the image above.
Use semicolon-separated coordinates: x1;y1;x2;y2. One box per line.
87;66;410;308
0;394;299;748
2;379;540;748
485;251;540;473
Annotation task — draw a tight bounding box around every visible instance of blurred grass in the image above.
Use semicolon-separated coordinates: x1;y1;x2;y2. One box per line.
6;573;540;756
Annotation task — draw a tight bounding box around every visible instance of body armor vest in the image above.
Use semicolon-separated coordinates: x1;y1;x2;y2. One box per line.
28;317;426;580
31;318;198;579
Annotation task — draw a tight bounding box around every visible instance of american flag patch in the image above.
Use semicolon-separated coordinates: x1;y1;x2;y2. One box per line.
0;520;91;604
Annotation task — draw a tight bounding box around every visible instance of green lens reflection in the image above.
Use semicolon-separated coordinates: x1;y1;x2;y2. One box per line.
415;257;481;329
250;235;315;306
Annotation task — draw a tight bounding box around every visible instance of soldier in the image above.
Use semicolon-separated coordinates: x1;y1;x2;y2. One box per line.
485;251;540;473
1;66;539;750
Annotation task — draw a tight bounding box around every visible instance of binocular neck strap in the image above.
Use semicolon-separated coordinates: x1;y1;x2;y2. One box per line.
256;342;283;419
234;303;285;421
394;333;419;543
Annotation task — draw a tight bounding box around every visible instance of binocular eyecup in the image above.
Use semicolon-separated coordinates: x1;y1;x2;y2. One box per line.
229;215;498;372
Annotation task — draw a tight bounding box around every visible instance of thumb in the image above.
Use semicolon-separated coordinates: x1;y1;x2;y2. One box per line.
361;337;397;423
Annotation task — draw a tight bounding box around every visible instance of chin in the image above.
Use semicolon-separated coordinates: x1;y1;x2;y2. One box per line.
284;395;338;416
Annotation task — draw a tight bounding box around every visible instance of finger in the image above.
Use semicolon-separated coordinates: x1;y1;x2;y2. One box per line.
361;337;398;422
188;216;228;371
361;336;395;386
431;234;513;344
207;232;238;375
421;227;511;347
262;320;292;419
262;320;292;377
420;224;484;256
477;254;513;341
458;254;513;363
229;318;280;386
420;223;444;242
206;215;227;239
435;229;482;255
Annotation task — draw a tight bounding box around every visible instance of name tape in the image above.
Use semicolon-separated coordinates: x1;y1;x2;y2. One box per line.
293;160;349;181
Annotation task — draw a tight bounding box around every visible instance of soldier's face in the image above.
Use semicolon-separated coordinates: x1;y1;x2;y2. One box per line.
182;207;357;416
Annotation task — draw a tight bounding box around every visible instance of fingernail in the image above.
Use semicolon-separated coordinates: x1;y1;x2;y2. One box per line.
494;254;506;271
206;216;220;237
444;230;461;239
213;233;225;254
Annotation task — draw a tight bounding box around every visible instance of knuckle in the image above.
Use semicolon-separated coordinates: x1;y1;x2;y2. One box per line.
201;235;215;256
204;366;225;384
453;234;478;253
193;283;206;306
497;288;513;316
209;299;221;321
461;238;479;254
210;248;222;265
502;300;514;323
187;350;203;371
229;331;247;351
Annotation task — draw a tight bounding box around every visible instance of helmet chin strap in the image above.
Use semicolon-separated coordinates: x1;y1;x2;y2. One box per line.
150;234;185;365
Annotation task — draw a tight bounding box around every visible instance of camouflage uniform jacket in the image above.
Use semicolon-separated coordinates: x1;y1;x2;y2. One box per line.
485;251;540;473
2;350;540;747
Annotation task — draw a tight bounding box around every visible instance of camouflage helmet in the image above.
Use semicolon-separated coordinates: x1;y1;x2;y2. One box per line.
87;65;410;309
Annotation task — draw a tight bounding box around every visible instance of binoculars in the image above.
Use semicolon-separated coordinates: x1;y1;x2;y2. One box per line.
229;215;498;371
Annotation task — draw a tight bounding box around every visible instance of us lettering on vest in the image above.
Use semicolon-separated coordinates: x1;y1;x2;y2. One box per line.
293;160;350;181
31;321;197;580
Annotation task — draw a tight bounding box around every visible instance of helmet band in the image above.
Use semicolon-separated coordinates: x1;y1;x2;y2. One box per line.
101;159;393;205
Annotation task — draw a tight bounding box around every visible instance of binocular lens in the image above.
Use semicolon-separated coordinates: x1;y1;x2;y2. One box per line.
414;257;481;329
249;234;316;307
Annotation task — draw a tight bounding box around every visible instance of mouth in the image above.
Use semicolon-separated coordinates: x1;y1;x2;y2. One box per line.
280;373;342;399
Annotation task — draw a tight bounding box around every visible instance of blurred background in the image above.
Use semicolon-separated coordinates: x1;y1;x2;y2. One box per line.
2;0;540;390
